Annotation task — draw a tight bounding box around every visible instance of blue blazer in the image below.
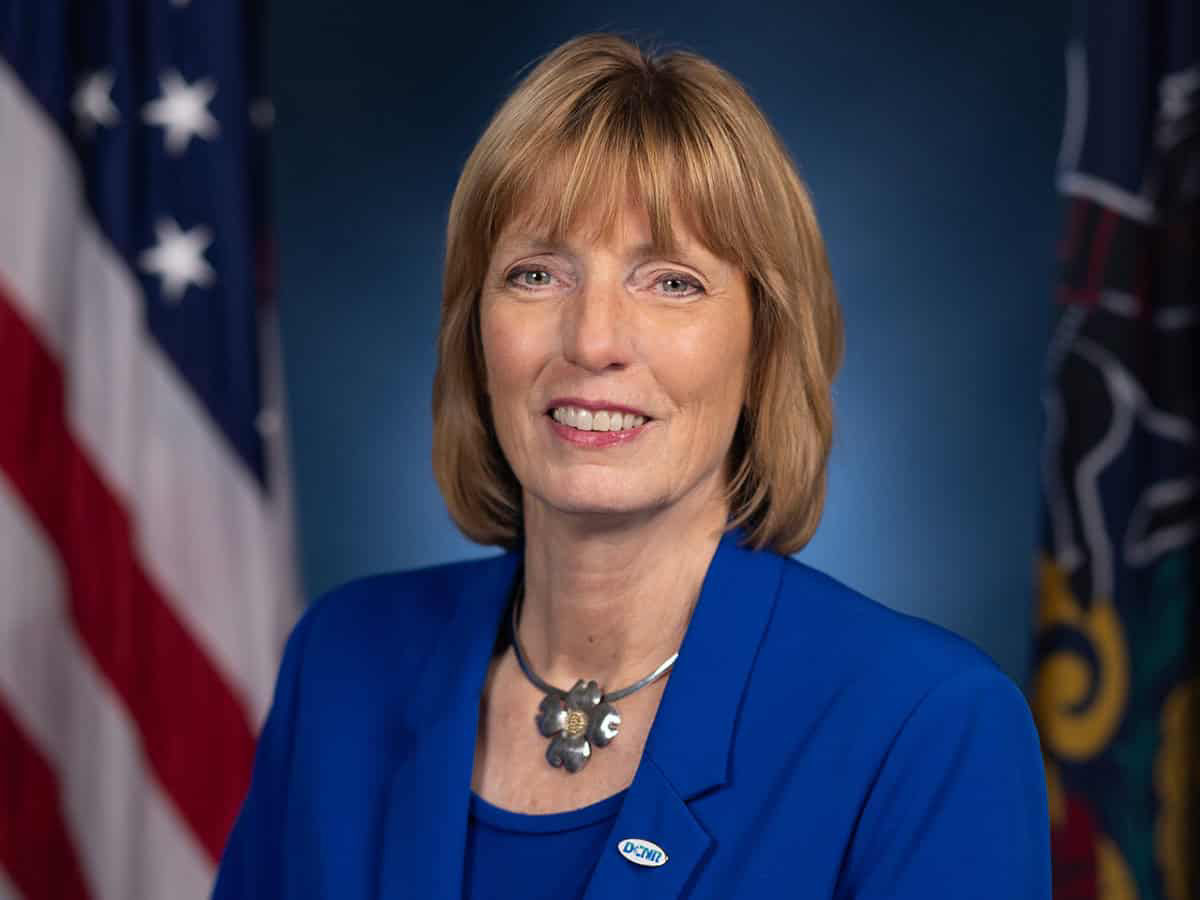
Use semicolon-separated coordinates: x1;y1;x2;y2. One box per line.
214;529;1050;898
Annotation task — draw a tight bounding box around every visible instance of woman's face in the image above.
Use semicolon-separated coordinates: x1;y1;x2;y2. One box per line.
479;193;753;527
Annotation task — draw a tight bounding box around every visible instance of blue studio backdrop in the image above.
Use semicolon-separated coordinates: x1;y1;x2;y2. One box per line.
269;1;1066;684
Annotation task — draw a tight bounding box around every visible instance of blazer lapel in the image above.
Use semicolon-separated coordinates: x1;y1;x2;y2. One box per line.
377;549;520;900
582;759;712;899
584;528;785;899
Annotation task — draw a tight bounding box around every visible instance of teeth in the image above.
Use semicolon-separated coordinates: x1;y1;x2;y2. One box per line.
551;407;645;432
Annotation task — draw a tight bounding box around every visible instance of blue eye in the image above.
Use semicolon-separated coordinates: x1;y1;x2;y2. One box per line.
507;268;553;289
657;274;700;300
659;275;703;296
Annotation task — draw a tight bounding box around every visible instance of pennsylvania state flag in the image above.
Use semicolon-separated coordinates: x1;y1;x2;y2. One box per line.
1032;1;1197;898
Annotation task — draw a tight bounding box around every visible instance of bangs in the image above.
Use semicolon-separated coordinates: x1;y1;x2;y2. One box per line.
478;79;757;269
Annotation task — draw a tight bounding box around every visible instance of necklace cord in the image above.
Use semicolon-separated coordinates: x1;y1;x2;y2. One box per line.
509;579;679;702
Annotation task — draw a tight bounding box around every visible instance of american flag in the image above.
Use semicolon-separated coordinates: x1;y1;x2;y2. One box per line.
0;2;299;897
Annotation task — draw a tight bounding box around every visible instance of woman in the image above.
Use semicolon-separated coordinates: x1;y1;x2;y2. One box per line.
214;33;1050;899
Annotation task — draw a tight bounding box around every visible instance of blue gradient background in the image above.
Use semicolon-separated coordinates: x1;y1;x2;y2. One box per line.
269;2;1066;684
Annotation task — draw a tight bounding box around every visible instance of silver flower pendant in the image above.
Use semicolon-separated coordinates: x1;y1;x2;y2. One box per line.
535;679;622;773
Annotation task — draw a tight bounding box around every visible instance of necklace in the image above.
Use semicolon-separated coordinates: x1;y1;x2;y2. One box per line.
509;579;679;773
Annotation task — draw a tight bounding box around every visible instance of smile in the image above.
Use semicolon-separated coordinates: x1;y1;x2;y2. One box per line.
550;406;647;432
545;407;651;448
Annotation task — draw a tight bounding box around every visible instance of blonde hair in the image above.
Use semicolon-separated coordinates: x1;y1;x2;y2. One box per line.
433;33;843;555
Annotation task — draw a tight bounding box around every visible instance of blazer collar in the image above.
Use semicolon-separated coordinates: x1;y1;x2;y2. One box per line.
378;526;786;899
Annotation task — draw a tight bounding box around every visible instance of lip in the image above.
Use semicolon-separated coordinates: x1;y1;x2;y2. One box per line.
546;414;650;447
544;397;651;418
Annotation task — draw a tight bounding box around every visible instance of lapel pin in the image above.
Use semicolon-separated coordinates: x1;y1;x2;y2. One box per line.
618;838;669;867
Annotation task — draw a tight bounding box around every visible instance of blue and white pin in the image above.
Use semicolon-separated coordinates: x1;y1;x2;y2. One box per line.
618;838;669;867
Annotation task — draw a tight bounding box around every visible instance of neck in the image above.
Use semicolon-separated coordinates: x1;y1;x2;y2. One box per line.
515;488;728;692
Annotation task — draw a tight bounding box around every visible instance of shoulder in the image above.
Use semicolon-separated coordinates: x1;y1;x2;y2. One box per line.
311;552;505;627
793;563;1054;897
778;554;1010;680
758;555;1031;739
282;552;512;684
748;557;1048;894
785;558;1051;896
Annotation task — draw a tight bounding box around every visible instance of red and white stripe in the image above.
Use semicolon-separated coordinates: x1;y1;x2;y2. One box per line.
0;59;298;899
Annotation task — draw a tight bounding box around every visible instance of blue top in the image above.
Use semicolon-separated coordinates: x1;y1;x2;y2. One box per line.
464;790;626;900
213;528;1051;899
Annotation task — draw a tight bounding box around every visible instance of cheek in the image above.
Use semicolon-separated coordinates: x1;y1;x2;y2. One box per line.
713;305;753;408
480;309;523;393
479;312;526;472
480;305;554;413
658;318;751;419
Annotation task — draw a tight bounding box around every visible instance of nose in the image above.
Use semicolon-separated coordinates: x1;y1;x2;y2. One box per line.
560;277;632;373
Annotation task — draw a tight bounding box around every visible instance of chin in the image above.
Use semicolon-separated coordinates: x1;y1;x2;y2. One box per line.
548;492;645;518
534;475;660;519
